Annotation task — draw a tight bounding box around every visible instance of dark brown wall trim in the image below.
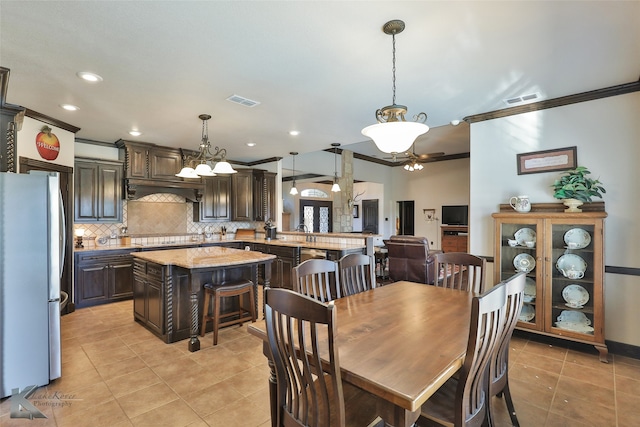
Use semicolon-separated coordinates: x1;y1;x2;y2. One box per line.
323;147;470;167
464;80;640;124
605;266;640;276
25;108;81;133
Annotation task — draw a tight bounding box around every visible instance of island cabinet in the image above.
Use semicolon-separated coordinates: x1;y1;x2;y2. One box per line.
74;158;123;222
492;204;608;361
74;249;137;308
194;175;231;222
248;243;299;290
133;260;170;338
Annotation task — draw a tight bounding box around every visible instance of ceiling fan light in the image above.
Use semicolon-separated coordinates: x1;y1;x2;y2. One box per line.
176;167;200;179
211;160;237;174
194;163;215;176
362;121;429;154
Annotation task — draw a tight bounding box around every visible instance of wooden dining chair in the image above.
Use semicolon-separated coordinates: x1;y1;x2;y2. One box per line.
292;258;341;302
418;280;506;427
338;253;376;297
487;272;526;427
433;252;487;293
264;288;381;427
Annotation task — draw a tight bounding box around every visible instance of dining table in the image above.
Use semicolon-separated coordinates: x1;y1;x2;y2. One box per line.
247;280;474;427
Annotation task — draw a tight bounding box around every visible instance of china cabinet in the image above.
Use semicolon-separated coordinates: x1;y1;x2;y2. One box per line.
492;203;607;362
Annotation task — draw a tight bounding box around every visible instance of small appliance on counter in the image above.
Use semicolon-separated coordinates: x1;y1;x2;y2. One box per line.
264;219;277;240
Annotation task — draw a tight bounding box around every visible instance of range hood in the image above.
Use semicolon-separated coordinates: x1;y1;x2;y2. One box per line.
123;177;204;202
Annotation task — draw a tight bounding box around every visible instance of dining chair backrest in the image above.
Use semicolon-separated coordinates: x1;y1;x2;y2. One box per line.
292;258;340;302
433;252;487;293
338;253;376;297
264;288;345;427
455;281;506;427
488;272;526;427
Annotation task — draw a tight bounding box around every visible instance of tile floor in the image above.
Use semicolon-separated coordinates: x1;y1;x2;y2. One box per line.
2;293;639;427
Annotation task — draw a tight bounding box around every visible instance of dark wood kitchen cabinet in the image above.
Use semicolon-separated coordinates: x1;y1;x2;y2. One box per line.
74;158;123;222
74;249;137;308
194;175;231;222
231;169;254;221
253;170;277;222
133;259;165;337
117;140;183;180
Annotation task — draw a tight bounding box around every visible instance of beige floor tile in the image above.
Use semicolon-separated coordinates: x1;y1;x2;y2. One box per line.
96;355;148;381
181;381;245;418
561;361;615;390
523;340;568;361
106;368;161;398
555;376;615;409
116;383;179;419
202;396;271;427
55;398;129;427
130;399;200;426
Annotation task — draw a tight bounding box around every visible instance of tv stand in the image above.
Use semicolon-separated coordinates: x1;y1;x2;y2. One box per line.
441;225;468;252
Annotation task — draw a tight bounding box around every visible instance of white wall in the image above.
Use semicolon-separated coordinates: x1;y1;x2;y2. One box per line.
469;91;640;346
388;157;470;249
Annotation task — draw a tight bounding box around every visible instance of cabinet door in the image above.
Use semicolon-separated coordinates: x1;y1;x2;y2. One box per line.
128;145;148;178
146;280;164;336
74;162;99;221
149;147;182;180
545;219;604;343
253;171;276;222
195;175;231;222
75;263;109;308
133;275;146;321
232;169;253;221
97;163;122;222
494;218;543;331
110;259;134;299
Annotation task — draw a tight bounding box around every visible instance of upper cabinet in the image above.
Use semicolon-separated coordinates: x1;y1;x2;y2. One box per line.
231;169;254;221
194;175;231;222
116;140;203;201
74;158;123;222
492;203;608;362
253;170;276;222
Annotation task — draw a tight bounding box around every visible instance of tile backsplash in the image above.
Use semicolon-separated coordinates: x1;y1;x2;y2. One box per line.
74;193;262;241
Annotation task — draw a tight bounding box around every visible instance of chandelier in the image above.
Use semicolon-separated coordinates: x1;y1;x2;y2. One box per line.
361;20;429;154
176;114;237;178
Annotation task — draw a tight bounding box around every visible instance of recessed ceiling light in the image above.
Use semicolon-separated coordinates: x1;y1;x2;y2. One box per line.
450;119;460;126
289;130;300;136
60;104;79;111
129;130;142;137
76;71;103;83
246;142;256;147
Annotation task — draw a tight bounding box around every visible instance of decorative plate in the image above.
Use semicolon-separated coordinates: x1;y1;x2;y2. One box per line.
554;321;595;334
562;284;589;308
557;310;591;325
556;254;587;276
513;253;536;273
524;277;536;303
519;304;535;322
564;228;591;249
514;228;536;247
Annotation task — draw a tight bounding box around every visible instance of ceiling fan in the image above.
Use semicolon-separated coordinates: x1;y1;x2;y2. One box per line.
385;144;445;168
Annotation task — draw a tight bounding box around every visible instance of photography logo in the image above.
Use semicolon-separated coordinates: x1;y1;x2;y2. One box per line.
10;386;80;419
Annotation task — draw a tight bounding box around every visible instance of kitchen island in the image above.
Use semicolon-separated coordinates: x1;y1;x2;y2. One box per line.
131;246;276;351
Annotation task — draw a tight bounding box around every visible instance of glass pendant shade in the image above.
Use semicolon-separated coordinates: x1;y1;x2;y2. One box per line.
331;181;341;192
290;184;298;195
211;160;237;174
176;167;199;178
289;152;298;195
194;163;215;176
362;121;429;154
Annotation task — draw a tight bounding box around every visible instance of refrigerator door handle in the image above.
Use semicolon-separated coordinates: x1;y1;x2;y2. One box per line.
59;191;66;278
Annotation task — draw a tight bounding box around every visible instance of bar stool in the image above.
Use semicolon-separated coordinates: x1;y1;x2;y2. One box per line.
200;280;256;345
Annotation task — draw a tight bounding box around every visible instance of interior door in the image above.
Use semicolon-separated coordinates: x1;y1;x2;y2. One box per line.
397;200;415;235
19;157;75;314
299;200;333;232
362;199;379;233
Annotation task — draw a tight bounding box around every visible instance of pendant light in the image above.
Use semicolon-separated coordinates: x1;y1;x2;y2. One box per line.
331;143;341;192
289;152;298;195
361;20;429;154
176;114;237;178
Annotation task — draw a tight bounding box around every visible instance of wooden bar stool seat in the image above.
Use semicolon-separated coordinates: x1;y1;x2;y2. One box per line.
200;280;256;345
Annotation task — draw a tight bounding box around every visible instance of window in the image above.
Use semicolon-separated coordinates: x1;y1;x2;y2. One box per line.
300;188;329;198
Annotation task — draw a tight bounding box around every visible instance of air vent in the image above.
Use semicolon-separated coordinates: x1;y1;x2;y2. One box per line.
504;92;541;106
226;94;260;107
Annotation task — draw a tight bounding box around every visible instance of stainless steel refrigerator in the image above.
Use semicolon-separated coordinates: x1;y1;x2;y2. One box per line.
0;171;64;398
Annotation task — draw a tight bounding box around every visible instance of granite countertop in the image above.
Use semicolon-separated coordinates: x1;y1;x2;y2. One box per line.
74;237;367;253
131;246;276;269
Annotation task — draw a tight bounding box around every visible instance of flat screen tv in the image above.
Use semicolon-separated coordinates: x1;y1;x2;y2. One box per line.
442;205;468;226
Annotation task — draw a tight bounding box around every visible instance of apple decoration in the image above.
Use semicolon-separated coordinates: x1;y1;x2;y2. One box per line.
35;125;60;160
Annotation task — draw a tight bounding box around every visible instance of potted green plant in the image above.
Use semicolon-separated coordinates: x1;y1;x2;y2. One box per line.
551;166;606;212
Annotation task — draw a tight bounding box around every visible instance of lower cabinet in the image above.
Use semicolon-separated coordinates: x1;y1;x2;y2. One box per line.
74;249;136;308
270;246;300;290
133;260;165;337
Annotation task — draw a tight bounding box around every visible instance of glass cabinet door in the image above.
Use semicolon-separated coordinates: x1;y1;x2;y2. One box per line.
547;221;597;337
496;219;542;330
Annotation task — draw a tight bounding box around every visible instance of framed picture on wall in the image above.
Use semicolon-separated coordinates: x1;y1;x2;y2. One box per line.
353;205;359;218
517;146;577;175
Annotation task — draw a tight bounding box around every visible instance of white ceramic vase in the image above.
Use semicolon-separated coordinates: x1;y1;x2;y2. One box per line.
563;198;584;213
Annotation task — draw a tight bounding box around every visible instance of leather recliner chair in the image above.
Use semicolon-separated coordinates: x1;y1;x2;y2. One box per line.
383;235;442;284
